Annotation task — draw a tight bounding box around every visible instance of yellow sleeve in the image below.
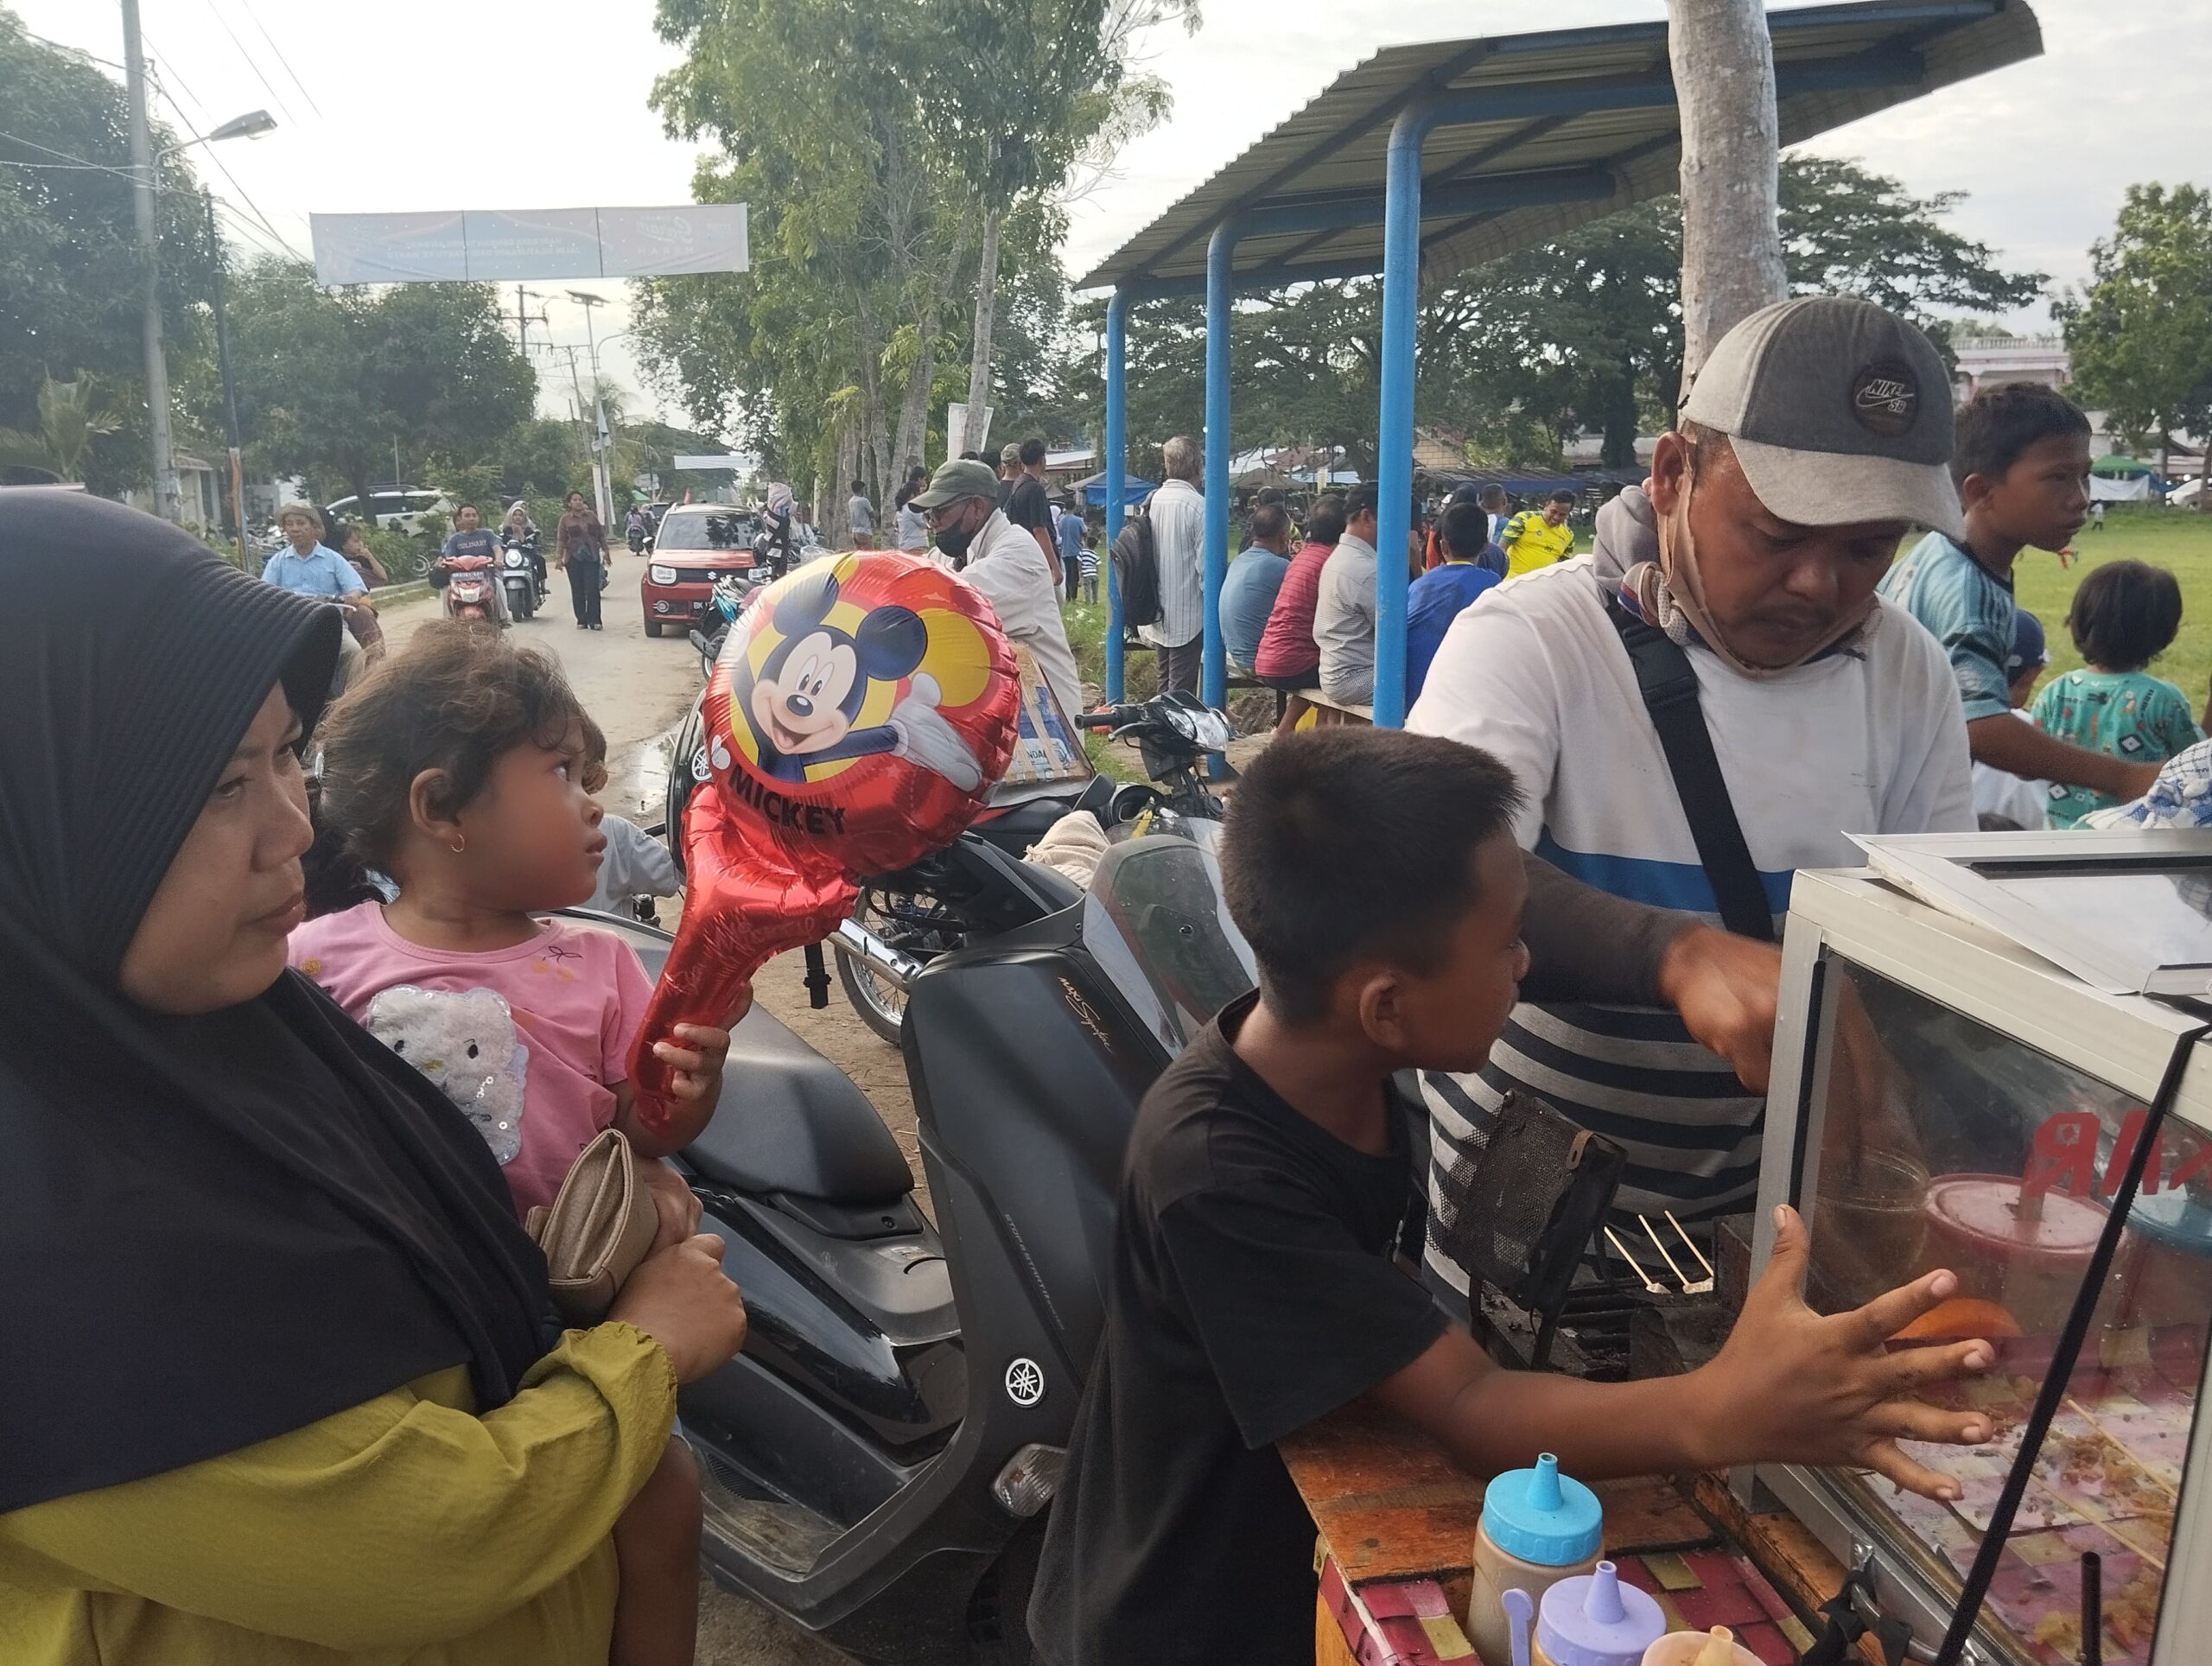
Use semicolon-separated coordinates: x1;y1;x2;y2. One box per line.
0;1322;676;1653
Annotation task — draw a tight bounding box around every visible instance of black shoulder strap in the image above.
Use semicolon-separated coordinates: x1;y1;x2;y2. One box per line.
1602;589;1775;942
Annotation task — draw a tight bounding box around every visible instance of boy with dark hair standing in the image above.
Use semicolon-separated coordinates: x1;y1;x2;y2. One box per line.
1028;728;1996;1666
1880;383;2164;805
2032;559;2202;825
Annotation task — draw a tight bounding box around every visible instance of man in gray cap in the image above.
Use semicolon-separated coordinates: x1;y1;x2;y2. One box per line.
911;457;1084;734
1407;296;1974;1308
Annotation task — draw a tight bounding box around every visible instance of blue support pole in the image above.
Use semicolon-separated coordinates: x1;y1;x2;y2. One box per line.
1104;286;1129;703
1202;219;1237;722
1372;106;1435;729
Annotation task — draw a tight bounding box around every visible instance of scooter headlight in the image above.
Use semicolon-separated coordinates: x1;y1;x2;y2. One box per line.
504;551;525;569
990;1443;1065;1519
649;564;677;586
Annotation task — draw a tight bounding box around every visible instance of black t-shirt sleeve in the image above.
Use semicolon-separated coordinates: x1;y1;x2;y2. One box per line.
1157;1182;1446;1451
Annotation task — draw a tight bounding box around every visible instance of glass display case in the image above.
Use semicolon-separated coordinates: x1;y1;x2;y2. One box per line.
1751;836;2212;1665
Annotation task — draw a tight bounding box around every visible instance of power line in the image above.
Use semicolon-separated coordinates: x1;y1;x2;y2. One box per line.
194;0;298;129
144;42;214;129
0;126;141;181
143;70;308;264
18;28;128;72
232;0;322;120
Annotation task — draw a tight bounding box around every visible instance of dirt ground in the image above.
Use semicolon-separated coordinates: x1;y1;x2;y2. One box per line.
379;560;914;1663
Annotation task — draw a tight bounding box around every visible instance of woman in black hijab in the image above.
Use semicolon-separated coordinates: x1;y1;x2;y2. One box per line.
0;494;746;1663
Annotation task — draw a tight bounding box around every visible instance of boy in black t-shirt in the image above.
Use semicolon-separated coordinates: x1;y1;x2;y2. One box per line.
1028;728;1999;1665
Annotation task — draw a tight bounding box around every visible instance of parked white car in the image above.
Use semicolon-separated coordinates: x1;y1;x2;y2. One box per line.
324;487;452;537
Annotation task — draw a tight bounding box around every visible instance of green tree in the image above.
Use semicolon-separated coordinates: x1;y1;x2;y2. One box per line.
2055;182;2212;483
1067;156;2042;474
917;0;1193;454
204;263;536;510
0;10;220;493
0;372;121;481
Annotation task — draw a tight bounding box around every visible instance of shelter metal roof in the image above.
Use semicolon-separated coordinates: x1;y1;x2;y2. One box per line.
1076;0;2041;294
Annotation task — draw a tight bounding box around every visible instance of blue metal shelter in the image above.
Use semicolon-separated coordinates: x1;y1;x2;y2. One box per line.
1077;0;2041;722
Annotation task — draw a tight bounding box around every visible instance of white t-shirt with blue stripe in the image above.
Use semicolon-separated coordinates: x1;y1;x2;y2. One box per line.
1407;557;1974;1300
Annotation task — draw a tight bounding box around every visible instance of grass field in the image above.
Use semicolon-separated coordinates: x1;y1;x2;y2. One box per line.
2012;508;2212;708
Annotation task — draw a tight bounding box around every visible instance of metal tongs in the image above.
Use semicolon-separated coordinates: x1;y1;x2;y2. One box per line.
1604;1211;1717;1295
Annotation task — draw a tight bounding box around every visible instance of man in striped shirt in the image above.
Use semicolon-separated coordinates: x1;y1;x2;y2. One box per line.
1408;296;1976;1313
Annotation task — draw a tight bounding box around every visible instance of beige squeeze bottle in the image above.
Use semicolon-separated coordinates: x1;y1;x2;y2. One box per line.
1467;1453;1605;1666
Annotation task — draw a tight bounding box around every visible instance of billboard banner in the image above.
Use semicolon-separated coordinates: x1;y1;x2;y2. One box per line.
310;204;748;284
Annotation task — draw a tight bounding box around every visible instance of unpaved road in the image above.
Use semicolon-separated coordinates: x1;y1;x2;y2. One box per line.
378;560;905;1663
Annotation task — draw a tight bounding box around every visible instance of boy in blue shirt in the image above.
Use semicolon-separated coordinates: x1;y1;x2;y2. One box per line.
1879;385;2163;807
1405;500;1503;705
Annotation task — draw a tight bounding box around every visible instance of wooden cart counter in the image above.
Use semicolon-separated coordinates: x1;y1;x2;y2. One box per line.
1284;1402;1859;1665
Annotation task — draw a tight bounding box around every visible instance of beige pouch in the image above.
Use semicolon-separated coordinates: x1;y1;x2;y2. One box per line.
524;1128;659;1324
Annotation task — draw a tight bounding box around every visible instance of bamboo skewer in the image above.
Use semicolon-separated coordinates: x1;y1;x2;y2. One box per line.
1605;1226;1663;1293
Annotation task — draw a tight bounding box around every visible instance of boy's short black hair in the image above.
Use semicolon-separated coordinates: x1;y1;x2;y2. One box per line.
2066;558;2183;672
1547;488;1576;507
1306;496;1348;546
1223;729;1523;1025
1020;437;1048;467
851;478;866;493
1438;501;1491;562
1953;384;2092;487
1479;483;1508;509
1248;504;1289;544
1344;483;1380;521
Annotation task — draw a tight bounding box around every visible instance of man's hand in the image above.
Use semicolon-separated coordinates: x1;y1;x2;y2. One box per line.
1655;925;1782;1092
1692;1207;1993;1498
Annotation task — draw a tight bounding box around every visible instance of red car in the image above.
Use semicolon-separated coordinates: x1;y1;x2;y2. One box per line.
641;505;760;638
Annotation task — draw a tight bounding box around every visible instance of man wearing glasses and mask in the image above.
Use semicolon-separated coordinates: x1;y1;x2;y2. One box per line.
910;458;1084;731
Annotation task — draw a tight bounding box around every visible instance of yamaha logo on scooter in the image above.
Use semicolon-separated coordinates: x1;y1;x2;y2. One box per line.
1004;1358;1046;1408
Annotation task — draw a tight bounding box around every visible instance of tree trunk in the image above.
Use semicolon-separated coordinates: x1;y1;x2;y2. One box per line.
830;422;860;546
894;335;938;478
1669;0;1787;387
960;202;1004;455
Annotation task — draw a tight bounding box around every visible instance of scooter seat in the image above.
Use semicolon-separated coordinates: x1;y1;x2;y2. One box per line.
682;1003;915;1205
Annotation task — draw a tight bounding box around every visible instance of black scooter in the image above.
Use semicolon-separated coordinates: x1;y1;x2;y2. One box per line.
567;835;1253;1663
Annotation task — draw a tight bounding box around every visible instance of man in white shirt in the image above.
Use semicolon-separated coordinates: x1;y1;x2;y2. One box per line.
909;458;1084;730
1407;296;1976;1308
1143;436;1206;694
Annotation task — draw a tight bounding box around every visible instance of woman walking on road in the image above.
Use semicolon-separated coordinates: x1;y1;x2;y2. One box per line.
0;493;747;1665
557;490;607;630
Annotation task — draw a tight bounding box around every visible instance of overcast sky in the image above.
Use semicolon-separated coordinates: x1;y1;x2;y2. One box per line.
16;0;2207;433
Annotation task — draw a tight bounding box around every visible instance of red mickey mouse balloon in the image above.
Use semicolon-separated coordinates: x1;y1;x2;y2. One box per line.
628;550;1020;1128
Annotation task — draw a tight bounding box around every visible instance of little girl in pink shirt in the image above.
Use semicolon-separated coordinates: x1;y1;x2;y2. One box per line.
292;620;734;1666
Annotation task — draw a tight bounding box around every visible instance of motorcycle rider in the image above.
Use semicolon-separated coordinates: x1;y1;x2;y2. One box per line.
626;505;651;556
436;503;508;623
261;499;368;692
758;483;798;580
500;502;547;600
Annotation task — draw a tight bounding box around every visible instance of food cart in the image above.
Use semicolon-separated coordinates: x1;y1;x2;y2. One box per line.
1749;831;2212;1664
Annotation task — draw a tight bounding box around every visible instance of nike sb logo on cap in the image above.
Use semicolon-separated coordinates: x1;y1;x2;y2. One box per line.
1851;360;1920;437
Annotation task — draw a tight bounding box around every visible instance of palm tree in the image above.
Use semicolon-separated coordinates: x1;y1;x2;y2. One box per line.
0;372;121;483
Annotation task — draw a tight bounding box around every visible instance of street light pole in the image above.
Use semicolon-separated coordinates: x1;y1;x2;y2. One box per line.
205;191;247;566
567;292;612;528
121;0;179;521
